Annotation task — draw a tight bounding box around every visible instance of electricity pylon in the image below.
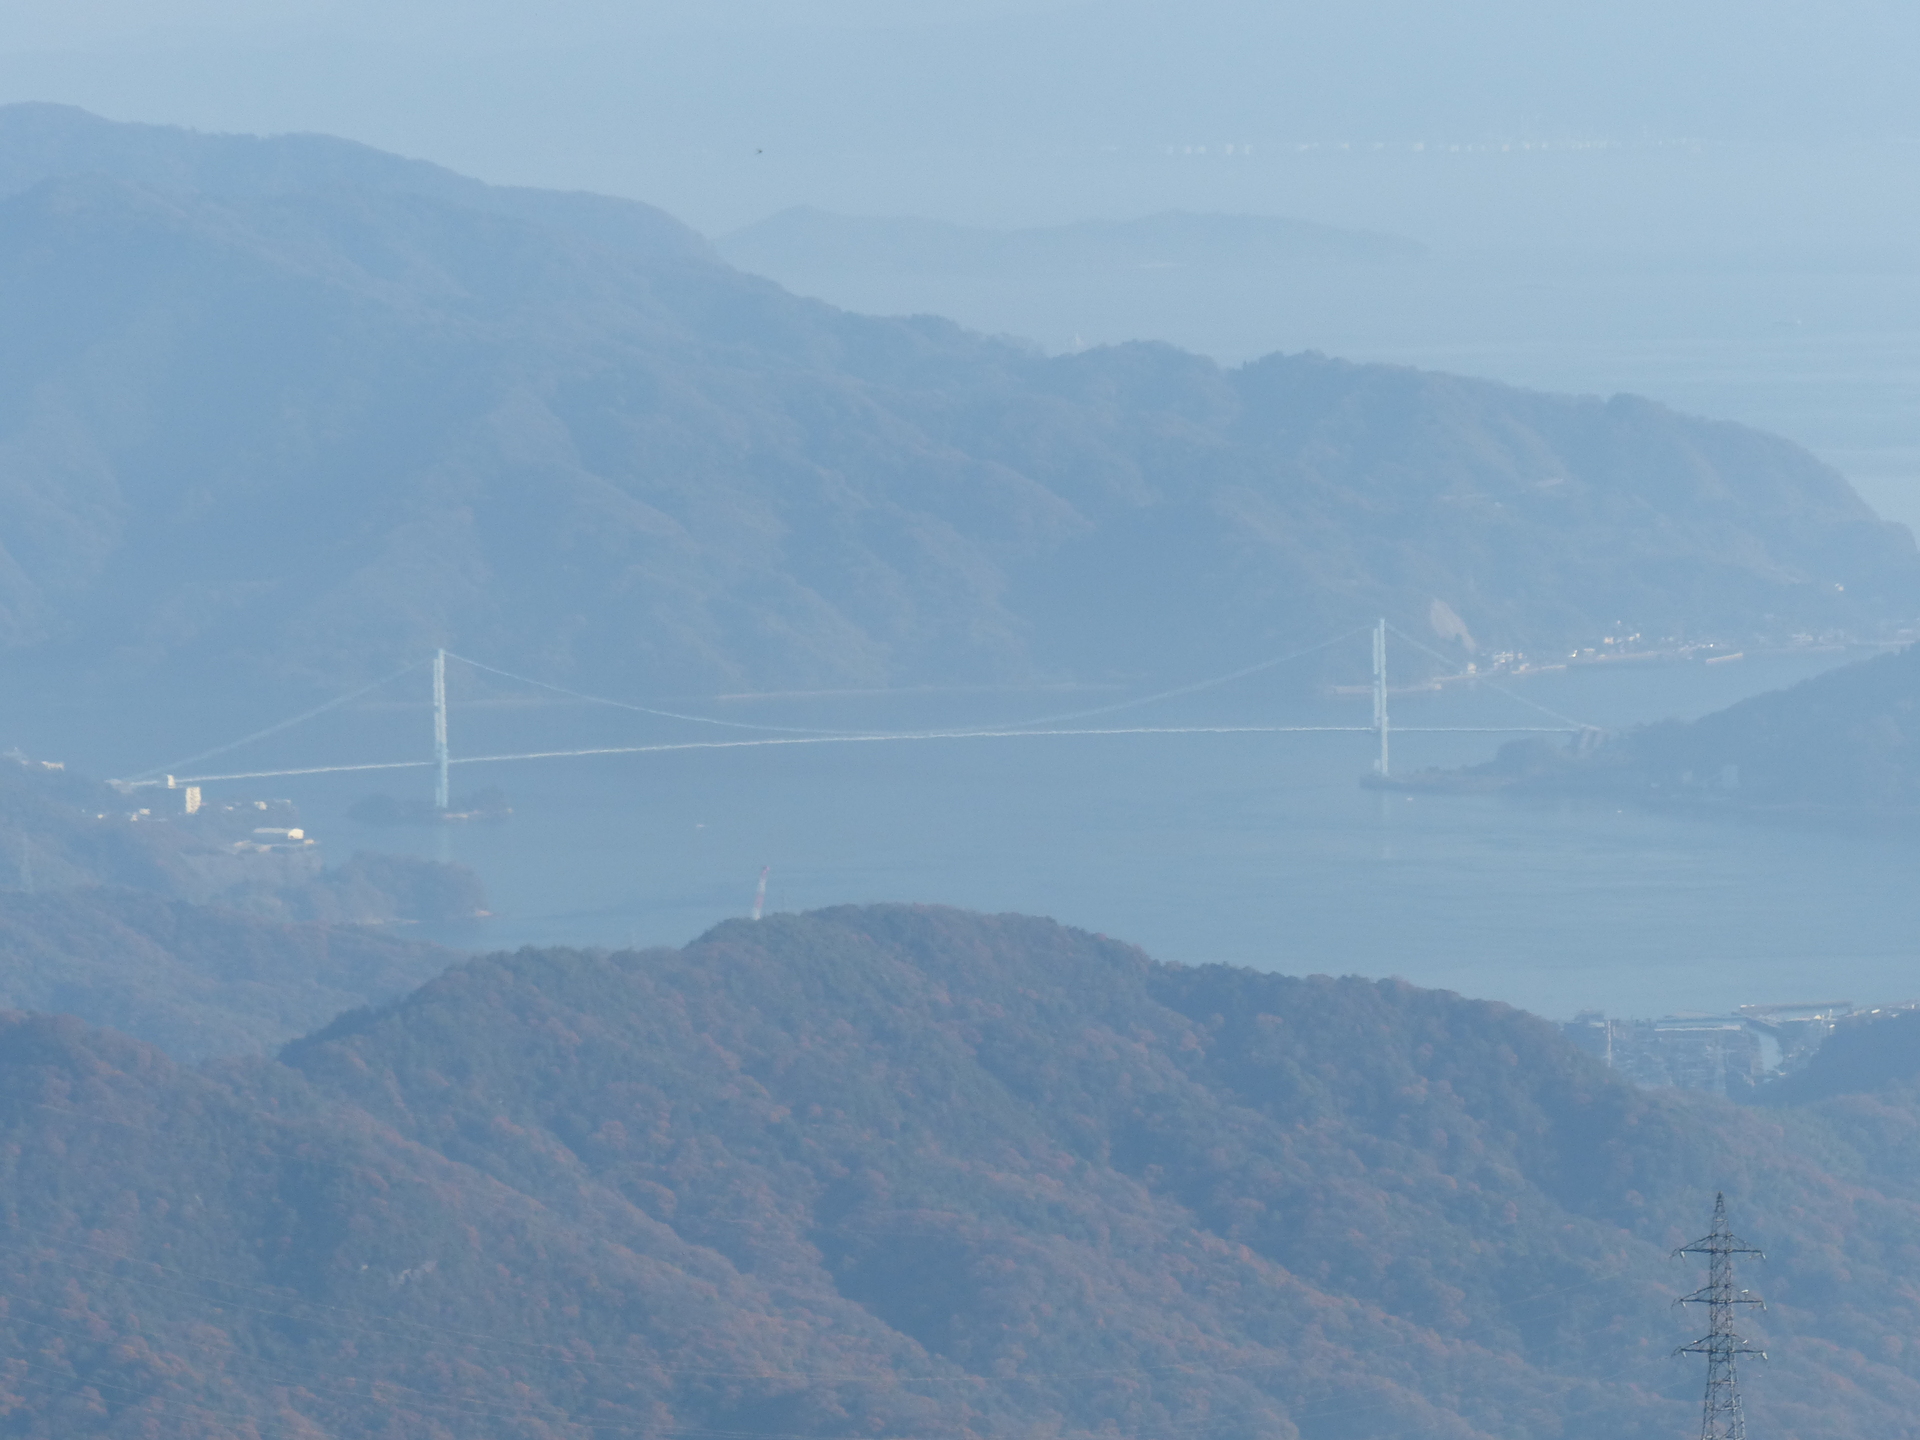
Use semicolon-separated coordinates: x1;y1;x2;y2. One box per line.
1675;1193;1766;1440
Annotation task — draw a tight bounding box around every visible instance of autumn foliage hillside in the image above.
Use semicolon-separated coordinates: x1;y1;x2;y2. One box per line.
0;906;1916;1438
0;758;476;1055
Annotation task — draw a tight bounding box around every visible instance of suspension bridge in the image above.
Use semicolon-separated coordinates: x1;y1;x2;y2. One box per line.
113;620;1597;802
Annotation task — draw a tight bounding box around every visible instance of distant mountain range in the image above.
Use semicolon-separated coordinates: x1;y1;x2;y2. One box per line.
715;206;1426;277
4;902;1920;1437
0;103;1913;732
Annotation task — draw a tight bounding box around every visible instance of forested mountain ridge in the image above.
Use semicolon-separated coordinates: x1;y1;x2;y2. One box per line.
5;904;1920;1437
0;100;712;263
1462;639;1920;814
0;102;1912;732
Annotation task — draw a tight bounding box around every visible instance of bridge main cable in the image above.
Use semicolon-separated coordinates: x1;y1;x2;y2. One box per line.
151;724;1583;786
117;626;1591;788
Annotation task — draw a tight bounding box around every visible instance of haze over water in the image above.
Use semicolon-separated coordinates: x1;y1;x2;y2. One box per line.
114;645;1904;1026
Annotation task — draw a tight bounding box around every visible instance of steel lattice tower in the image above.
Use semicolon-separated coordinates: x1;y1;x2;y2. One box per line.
1674;1193;1766;1440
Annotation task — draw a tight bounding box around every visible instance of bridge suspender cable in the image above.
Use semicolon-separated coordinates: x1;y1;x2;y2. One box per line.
447;632;1376;736
963;626;1375;730
432;648;450;811
1386;621;1601;735
445;653;864;736
120;631;1395;787
1373;617;1390;778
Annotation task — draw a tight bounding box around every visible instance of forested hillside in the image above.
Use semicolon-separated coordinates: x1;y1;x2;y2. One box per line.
1462;639;1920;815
0;755;482;918
0;757;469;1056
0;102;1911;733
0;888;452;1058
3;904;1920;1438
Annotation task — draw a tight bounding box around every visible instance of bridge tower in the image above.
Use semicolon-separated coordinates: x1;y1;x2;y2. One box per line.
1676;1193;1766;1440
1371;618;1389;777
432;648;450;811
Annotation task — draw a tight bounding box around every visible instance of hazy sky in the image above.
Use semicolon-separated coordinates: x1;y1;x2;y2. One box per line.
5;1;1919;240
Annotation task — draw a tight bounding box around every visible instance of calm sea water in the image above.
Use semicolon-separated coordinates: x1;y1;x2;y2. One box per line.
198;647;1920;1025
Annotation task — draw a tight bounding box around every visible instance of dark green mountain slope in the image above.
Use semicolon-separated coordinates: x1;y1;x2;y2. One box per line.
1460;640;1920;814
0;887;453;1060
0;103;1910;729
0;758;469;1057
1616;641;1920;810
4;904;1919;1437
1762;1004;1920;1104
0;101;711;265
0;755;482;919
